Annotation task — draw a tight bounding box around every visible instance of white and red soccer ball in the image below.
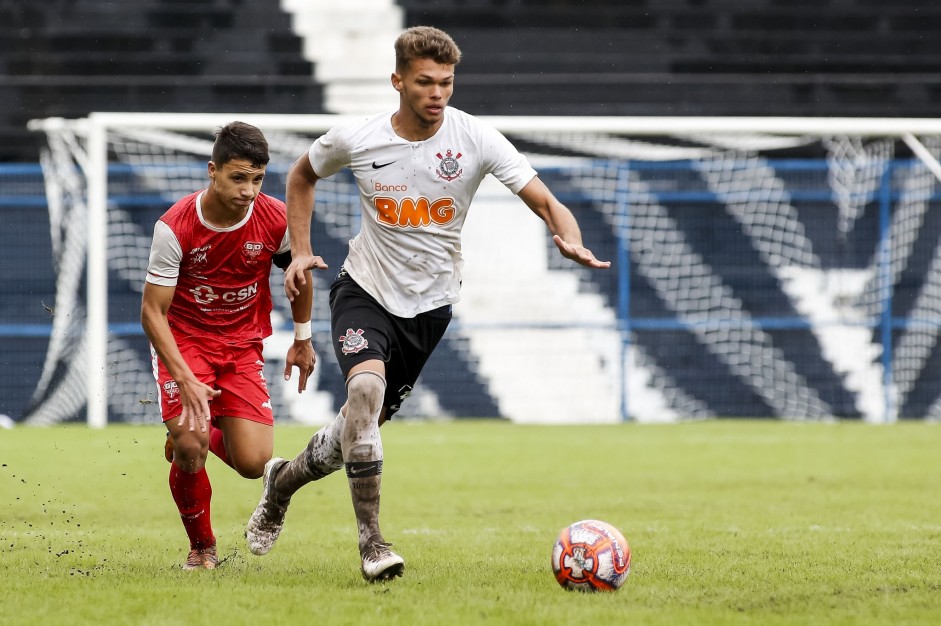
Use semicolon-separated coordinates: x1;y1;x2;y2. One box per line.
551;519;631;592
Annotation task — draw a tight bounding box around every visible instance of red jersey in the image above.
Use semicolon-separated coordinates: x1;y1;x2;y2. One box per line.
145;190;290;342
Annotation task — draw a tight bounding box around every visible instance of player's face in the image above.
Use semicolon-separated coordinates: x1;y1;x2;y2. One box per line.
208;159;266;213
394;58;454;128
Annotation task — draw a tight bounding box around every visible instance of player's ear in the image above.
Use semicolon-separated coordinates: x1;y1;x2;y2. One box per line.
207;161;216;181
391;72;403;93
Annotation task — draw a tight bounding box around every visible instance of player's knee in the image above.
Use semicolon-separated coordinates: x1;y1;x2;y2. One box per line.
346;371;385;416
170;433;208;471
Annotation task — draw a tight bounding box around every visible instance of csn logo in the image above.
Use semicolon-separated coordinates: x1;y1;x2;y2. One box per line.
190;283;259;305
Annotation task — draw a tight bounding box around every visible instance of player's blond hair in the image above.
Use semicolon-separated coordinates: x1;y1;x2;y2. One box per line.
394;26;462;73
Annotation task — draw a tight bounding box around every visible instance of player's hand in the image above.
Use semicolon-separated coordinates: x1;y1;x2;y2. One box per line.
177;379;221;432
284;340;317;393
552;235;611;269
284;254;328;301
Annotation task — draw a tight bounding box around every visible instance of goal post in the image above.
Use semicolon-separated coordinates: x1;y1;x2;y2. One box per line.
25;113;941;426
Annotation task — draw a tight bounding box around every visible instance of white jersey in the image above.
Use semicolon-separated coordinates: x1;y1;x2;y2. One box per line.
309;106;537;318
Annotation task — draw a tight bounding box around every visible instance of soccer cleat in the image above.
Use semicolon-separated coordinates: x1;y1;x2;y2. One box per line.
164;433;173;463
245;457;289;555
360;540;405;582
183;544;218;570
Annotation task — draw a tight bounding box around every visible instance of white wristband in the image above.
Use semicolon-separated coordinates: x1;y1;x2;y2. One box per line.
293;321;312;341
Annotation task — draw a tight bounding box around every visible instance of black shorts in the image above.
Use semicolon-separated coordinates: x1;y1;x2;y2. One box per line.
329;268;452;418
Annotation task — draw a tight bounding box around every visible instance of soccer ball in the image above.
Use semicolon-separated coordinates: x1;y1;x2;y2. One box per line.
551;519;631;592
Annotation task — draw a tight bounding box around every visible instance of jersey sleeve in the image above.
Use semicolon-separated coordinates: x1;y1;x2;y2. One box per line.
480;123;538;194
272;228;292;269
309;124;354;179
145;220;183;286
277;228;291;255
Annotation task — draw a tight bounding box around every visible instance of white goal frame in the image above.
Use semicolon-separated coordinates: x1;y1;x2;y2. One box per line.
27;112;941;427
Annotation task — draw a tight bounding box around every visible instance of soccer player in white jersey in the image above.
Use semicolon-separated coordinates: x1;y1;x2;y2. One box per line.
245;26;610;581
142;122;316;570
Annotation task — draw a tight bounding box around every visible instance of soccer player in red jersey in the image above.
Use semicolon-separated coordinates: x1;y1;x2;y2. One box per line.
141;122;317;570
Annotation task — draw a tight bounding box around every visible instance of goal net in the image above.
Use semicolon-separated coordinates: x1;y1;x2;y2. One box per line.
24;113;941;426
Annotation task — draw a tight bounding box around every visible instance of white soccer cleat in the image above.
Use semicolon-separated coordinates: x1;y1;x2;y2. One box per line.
245;457;289;556
360;541;405;581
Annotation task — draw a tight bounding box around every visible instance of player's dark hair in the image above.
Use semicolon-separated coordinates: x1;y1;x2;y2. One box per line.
395;26;461;73
211;121;270;168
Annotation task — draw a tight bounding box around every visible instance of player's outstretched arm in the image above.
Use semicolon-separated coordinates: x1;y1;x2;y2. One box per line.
517;176;611;269
284;153;328;301
141;282;220;431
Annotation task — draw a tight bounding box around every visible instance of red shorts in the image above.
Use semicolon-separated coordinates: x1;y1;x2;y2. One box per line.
151;338;274;426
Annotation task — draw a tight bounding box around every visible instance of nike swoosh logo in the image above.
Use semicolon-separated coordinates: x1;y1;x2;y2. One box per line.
346;460;383;478
371;161;396;169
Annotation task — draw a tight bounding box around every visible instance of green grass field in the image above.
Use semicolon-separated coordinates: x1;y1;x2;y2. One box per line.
1;420;939;625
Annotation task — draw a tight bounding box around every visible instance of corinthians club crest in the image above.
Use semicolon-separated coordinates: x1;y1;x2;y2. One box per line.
435;149;463;181
340;328;368;355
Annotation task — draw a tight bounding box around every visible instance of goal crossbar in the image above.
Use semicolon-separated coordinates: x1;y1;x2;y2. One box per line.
29;113;941;136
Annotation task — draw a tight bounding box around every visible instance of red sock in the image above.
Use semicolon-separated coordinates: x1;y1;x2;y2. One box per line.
208;424;232;468
169;463;215;550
